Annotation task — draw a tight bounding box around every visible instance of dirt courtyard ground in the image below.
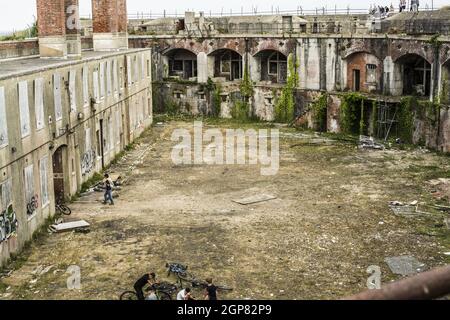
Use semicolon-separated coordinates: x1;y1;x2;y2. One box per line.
0;119;449;300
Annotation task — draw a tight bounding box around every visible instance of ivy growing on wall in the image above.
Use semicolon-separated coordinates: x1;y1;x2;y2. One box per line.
310;93;328;132
370;100;378;137
274;55;299;123
231;66;254;121
397;96;416;143
240;68;254;98
340;92;365;135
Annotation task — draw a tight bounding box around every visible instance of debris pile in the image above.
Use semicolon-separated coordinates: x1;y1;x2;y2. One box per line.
358;135;385;150
385;256;427;276
426;178;450;202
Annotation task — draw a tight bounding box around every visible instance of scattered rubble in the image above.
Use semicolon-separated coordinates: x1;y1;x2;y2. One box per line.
385;256;427;276
358;136;385;150
426;178;450;201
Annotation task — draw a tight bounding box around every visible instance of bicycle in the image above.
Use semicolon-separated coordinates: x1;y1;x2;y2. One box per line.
166;263;233;292
120;282;178;300
55;202;71;216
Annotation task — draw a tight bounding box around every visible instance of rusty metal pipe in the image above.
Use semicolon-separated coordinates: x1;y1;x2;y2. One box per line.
345;265;450;300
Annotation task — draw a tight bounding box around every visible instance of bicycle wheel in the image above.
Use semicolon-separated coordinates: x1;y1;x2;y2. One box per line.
158;291;172;300
59;204;72;216
178;272;194;282
217;285;233;291
120;291;138;300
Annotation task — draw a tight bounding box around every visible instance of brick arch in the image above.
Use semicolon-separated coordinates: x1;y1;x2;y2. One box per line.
162;47;198;57
207;48;242;57
249;38;294;57
390;39;435;65
343;49;383;62
394;52;432;65
159;39;204;55
252;48;288;58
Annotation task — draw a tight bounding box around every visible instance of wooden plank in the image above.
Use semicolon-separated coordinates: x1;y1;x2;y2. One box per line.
232;194;277;205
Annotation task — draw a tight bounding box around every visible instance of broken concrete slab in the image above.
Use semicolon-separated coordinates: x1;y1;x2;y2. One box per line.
232;194;277;205
385;256;427;276
359;135;385;150
49;220;90;233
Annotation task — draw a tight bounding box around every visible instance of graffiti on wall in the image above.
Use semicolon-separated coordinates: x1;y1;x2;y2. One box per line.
81;149;96;175
0;205;18;243
26;194;39;216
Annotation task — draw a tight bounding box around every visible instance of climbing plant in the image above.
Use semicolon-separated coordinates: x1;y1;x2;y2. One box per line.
310;93;328;132
274;55;299;123
370;100;378;137
231;99;250;121
230;66;254;121
340;92;365;135
397;96;416;143
240;68;254;98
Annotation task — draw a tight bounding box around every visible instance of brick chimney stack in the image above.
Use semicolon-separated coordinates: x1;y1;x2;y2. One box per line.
92;0;127;51
65;0;82;57
36;0;67;58
117;0;129;50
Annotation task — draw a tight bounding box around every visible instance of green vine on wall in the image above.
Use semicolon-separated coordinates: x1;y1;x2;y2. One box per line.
231;66;254;121
397;96;416;143
340;92;365;135
274;55;299;123
310;93;328;132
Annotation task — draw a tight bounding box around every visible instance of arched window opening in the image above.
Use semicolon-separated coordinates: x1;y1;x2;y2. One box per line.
165;49;197;80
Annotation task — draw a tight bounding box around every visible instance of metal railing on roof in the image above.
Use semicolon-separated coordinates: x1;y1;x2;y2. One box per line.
79;7;389;20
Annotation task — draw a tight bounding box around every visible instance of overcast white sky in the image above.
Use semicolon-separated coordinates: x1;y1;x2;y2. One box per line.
0;0;448;32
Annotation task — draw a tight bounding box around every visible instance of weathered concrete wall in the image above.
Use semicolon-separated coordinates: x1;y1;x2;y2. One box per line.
0;48;152;266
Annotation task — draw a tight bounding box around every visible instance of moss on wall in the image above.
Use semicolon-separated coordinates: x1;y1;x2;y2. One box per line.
311;93;328;132
274;55;299;123
340;92;365;135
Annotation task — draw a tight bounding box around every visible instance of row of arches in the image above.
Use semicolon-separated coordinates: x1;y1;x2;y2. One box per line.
163;48;289;83
162;46;450;98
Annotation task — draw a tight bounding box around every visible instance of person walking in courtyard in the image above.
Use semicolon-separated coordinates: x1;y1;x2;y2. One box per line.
103;173;115;205
204;278;218;300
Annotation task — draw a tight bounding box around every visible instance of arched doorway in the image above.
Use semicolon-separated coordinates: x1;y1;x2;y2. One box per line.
345;52;381;93
52;145;67;203
164;48;197;80
396;54;432;96
209;49;243;81
254;50;287;84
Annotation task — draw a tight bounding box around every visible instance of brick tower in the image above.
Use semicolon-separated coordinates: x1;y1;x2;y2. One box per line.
36;0;67;58
92;0;127;51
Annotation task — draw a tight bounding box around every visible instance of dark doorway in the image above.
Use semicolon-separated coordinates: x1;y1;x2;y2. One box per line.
353;69;361;92
52;146;66;203
165;49;197;80
397;54;431;96
211;49;243;81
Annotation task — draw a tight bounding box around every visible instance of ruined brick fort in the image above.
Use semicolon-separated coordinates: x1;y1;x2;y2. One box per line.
1;1;450;266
